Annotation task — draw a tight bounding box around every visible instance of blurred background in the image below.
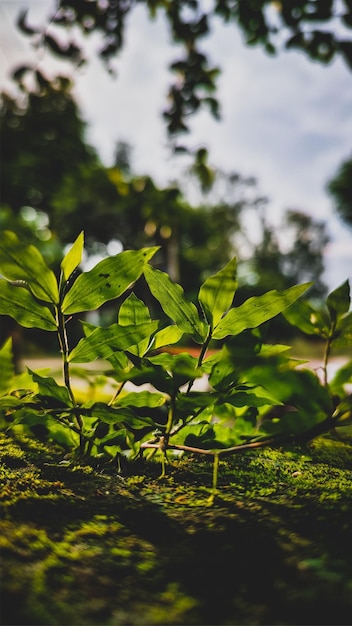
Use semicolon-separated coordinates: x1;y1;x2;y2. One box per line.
0;0;351;359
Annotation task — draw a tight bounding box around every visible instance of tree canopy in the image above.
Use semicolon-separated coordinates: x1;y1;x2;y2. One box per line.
0;76;328;303
14;0;352;145
327;156;352;228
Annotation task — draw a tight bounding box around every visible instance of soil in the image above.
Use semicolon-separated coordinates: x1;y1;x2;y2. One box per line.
1;429;352;626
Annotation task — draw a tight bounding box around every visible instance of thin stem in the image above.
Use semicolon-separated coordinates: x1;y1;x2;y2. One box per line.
209;452;219;503
187;330;212;393
165;395;176;437
56;301;85;453
108;380;127;406
322;335;332;388
56;307;75;404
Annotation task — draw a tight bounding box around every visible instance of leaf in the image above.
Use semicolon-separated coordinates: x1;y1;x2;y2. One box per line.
152;325;184;351
118;390;166;409
329;359;352;395
29;370;73;407
183;424;222;449
198;256;238;328
333;312;352;348
118;292;151;326
0;339;15;395
213;283;312;340
282;298;329;337
144;265;206;342
81;403;155;429
224;389;279;408
118;293;152;356
68;321;159;363
0;231;59;304
62;247;158;314
113;356;173;393
0;279;57;331
326;280;350;325
61;232;84;282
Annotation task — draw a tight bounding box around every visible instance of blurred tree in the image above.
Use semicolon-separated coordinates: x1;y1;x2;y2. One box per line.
327;156;352;228
13;0;352;147
0;72;97;218
1;78;328;307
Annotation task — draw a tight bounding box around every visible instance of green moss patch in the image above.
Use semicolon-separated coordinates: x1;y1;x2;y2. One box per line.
1;431;352;625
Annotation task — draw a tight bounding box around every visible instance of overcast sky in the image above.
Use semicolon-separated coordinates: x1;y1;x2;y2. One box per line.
1;0;351;292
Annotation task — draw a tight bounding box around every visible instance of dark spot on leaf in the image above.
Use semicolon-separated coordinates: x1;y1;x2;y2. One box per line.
99;273;110;278
105;283;111;288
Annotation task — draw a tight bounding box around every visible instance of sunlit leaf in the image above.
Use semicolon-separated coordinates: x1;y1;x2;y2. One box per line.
118;390;166;408
283;299;329;337
198;256;238;328
118;292;151;326
0;231;59;304
333;312;352;348
118;293;152;356
326;280;350;324
224;389;279;408
0;279;57;331
213;283;312;340
152;325;184;351
144;265;206;342
0;339;15;395
61;231;84;282
62;247;158;314
81;402;155;429
29;370;73;407
329;359;352;395
68;321;159;363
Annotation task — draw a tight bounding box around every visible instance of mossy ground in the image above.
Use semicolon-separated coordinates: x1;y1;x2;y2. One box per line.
1;429;352;626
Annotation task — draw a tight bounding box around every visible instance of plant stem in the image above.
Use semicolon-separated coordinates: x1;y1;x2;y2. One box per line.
56;305;84;452
187;330;212;393
322;335;332;387
56;308;75;404
208;452;219;503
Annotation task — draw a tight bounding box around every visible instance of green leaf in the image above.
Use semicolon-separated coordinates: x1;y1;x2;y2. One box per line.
0;339;15;394
198;256;238;328
62;247;158;314
118;390;166;409
0;231;59;304
118;292;151;326
152;325;184;351
326;280;350;324
212;283;312;340
329;359;352;395
333;312;352;348
282;299;329;337
0;279;57;331
81;402;155;429
60;231;84;281
144;265;206;342
68;321;159;363
224;389;279;408
118;293;152;356
29;370;73;407
113;356;173;393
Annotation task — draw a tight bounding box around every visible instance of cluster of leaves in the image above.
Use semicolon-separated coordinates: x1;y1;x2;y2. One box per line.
0;231;351;495
14;1;352;141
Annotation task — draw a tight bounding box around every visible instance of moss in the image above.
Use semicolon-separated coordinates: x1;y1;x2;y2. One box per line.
1;431;352;625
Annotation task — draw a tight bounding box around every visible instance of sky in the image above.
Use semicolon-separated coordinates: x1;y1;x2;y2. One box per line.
0;0;351;292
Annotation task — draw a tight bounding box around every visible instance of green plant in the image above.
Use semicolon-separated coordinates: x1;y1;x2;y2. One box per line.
0;230;351;500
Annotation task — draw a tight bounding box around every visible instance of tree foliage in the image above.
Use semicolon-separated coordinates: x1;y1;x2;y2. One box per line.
0;77;328;305
0;73;97;218
327;156;352;228
14;0;352;144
